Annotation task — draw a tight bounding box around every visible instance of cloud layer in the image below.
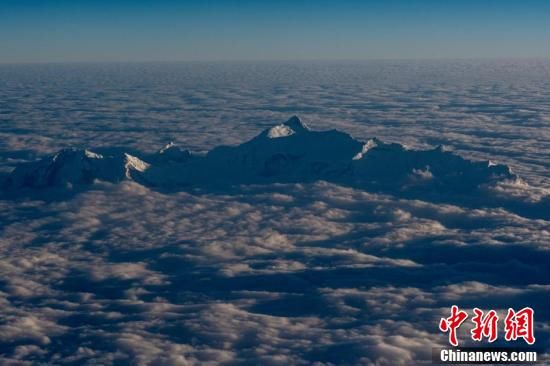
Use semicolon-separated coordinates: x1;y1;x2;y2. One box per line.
0;61;548;365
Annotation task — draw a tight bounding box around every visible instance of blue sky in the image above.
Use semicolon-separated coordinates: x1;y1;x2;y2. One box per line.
1;0;550;63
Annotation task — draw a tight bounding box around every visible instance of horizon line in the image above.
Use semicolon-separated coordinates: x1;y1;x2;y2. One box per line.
2;56;550;66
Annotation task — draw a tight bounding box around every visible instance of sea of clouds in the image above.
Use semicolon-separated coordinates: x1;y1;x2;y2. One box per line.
0;61;548;365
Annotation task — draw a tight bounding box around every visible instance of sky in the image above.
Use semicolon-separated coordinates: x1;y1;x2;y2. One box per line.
1;0;550;63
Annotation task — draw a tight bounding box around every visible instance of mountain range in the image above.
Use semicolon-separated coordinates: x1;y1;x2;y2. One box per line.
3;116;517;197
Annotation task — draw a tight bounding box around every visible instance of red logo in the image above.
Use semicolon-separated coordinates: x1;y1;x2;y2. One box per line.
471;308;498;343
504;307;536;345
439;306;535;346
439;305;469;346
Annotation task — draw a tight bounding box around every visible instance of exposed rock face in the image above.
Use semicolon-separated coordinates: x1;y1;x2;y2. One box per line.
5;148;148;188
4;116;516;195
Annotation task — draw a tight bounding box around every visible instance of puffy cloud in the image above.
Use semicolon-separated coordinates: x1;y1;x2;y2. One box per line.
0;61;548;364
0;179;548;364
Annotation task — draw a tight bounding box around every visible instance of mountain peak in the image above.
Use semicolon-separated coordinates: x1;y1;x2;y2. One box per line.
283;115;309;132
261;116;310;139
5;117;519;198
5;148;150;188
155;142;192;163
53;148;101;161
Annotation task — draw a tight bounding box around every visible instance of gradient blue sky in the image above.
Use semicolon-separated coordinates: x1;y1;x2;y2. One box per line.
1;0;550;63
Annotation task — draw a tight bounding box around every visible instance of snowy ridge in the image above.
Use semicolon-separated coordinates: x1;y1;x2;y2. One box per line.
5;148;149;188
4;116;517;194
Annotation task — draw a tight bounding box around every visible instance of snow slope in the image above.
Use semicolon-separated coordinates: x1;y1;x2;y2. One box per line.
4;116;517;197
5;148;149;188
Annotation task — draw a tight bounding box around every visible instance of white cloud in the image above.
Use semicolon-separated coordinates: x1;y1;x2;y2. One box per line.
0;61;548;364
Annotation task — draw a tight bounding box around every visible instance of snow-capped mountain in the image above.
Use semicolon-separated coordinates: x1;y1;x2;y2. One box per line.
141;116;516;192
4;116;517;194
150;142;193;164
5;148;149;188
